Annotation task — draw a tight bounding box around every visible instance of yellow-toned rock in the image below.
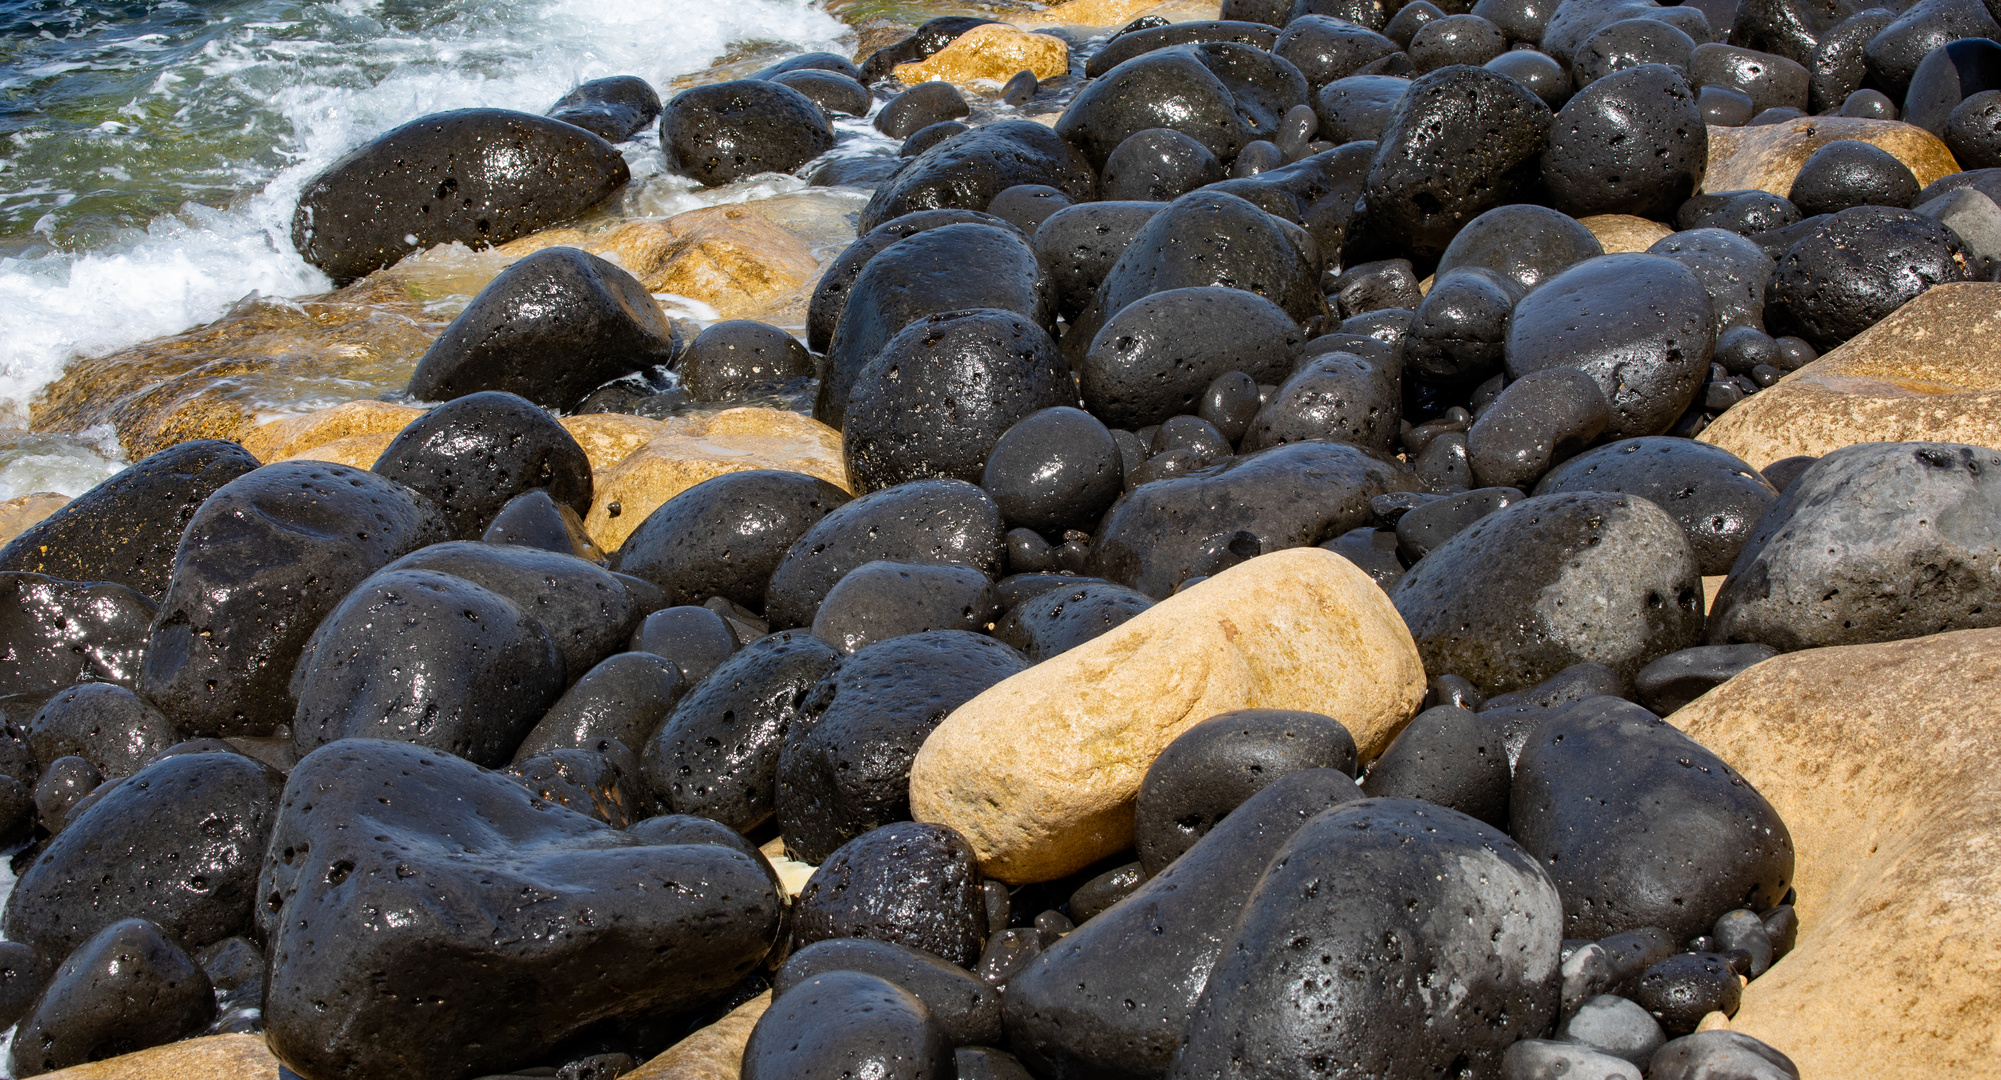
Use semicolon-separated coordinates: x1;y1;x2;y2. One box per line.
1699;282;2001;469
280;432;399;469
910;546;1427;883
560;413;672;477
1014;0;1219;26
0;492;69;548
585;409;848;552
627;992;771;1080
242;400;426;463
1579;213;1675;253
502;208;818;322
38;1034;279;1080
1704;116;1961;197
1669;628;2001;1080
894;24;1069;87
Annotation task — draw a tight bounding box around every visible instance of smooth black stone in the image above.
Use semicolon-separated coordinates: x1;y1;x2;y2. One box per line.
1633;643;1780;714
260;739;782;1080
818;223;1050;430
859;122;1096;235
1713;908;1775;976
514;651;687;762
809;210;1021;353
1487;48;1573;106
1689;43;1809;111
983;407;1125;537
1904;37;2001;134
661;80;833;186
1505;253;1716;438
381;540;639;683
642;630;840;831
1152;416;1230;461
1769;205;1969;350
1007;529;1057;574
1083;286;1302;430
1543;64;1708;219
844;309;1072;493
1474;0;1556;41
1649;1031;1801;1080
630;606;739;686
776;939;1002;1047
1288;0;1392;28
1198;371;1262;443
1360;65;1552;257
1676;189;1801;235
1414;428;1475;490
1557;992;1665;1066
8;918;215;1078
987;185;1075;237
1332;260;1421;319
1748;105;1806;123
861;17;1000;81
372;391;594;539
139;461;446;738
1754;456;1816;497
1067;862;1148;923
1710;441;2001;650
6;750;281;958
1361;703;1510;826
680;320;814;404
975;928;1044;987
1807;8;1897;113
1033;202;1164;323
778;631;1024;863
764;479;1004;630
1392;492;1704;696
1511;696;1794;942
1134;709;1357;875
1479;661;1628;715
1092;440;1421;599
483;490;601;562
1787;138;1920;215
291;567;565;766
1648;227;1775;333
1398;268;1518;383
0;439;258;603
1056;43;1309;171
1005;770;1365;1080
1100;129;1226;202
1172;798;1562;1080
792;822;987;968
291;108;628;285
507;743;648;828
1862;0;2001;99
1126;449;1209;490
1700;83;1756;125
1436;203;1603;293
1385;0;1444;47
1240;349;1401;453
547;76;662;142
1465;367;1609;490
751;52;864;82
613;470;850;613
0;942;44;1031
769;70;871;118
810;562;998;655
1572;18;1696;85
1314;73;1413;142
1842;87;1899;117
1004;70;1040;105
877;82;971;139
1762;905;1799;960
33;755;100;833
1275;16;1400;86
902;121;969;159
1393;485;1524;562
1088;21;1281;79
1321;526;1406;589
26;683;177;779
1534;437;1779;576
1714;326;1782;375
992;580;1156;661
1410;14;1507;71
1634;953;1743;1034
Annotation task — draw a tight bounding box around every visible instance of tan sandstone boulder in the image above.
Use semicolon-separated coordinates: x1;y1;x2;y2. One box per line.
1014;0;1218;25
909;546;1427;883
627;992;772;1080
242;400;427;463
1700;282;2001;469
1669;628;2001;1080
501;208;818;322
38;1035;279;1080
1579;213;1675;253
0;492;70;548
1704;116;1961;197
895;24;1070;87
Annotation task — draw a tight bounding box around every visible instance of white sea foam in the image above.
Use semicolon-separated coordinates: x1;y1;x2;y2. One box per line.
0;0;849;498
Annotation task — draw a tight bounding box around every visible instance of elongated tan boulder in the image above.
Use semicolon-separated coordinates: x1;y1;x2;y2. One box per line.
1579;213;1674;253
910;546;1426;883
895;24;1070;87
1704;116;1960;196
241;399;426;463
1700;282;2001;469
1669;628;2001;1080
38;1035;279;1080
1014;0;1217;25
628;992;772;1080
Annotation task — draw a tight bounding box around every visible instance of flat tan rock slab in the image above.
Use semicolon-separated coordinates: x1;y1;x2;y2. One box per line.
0;491;70;548
500;207;818;323
1669;628;2001;1080
896;24;1069;88
242;399;426;463
584;407;847;553
1700;282;2001;469
1579;213;1674;253
627;992;771;1080
1704;116;1961;197
910;546;1426;883
38;1035;279;1080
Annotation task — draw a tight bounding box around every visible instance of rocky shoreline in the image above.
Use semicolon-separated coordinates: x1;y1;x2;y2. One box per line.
2;0;2000;1078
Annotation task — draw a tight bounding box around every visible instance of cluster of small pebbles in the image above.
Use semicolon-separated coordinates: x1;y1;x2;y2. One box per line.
4;0;2001;1077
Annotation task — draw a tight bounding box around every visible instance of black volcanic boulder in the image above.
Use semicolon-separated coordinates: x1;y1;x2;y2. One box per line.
1510;696;1794;941
765;479;1005;629
259;739;783;1080
138;461;448;738
1091;441;1420;599
1088;21;1283;78
613;470;851;612
547;75;662;143
292;109;629;285
1543;64;1708;220
1535;437;1780;576
859;122;1095;234
1391;491;1704;696
1171;798;1563;1080
5;749;282;960
25;683;179;779
1358;64;1553;258
660;79;834;188
0;573;155;699
808;209;1023;353
371;391;594;540
1055;43;1310;170
743;970;955;1080
791;821;988;967
1079;286;1302;430
405;248;679;410
0;439;258;603
8;918;215;1078
816;224;1050;430
1764;205;1969;350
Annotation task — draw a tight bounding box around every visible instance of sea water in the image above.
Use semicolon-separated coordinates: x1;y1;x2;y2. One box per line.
0;0;852;499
